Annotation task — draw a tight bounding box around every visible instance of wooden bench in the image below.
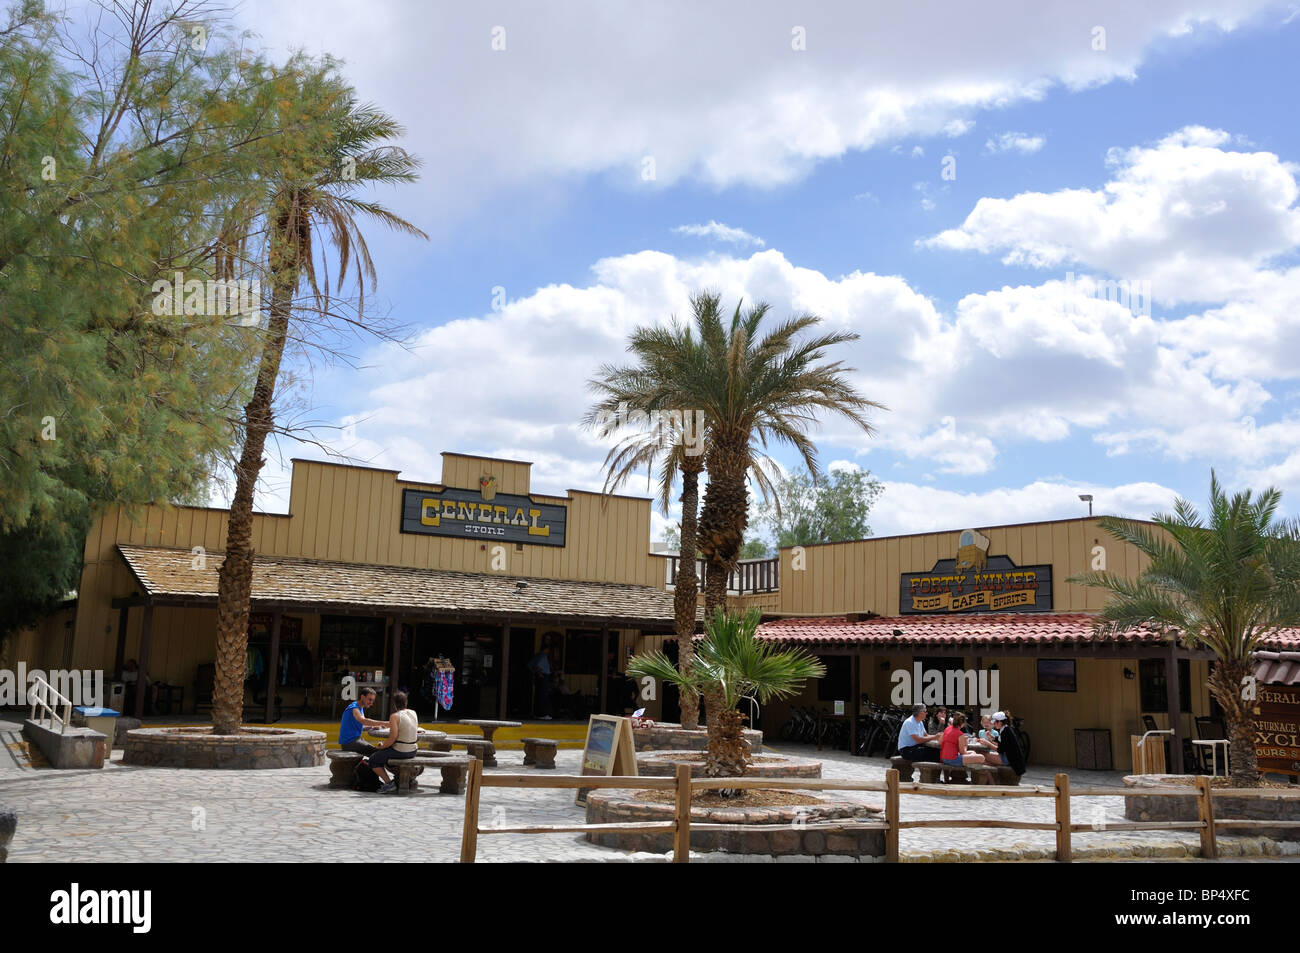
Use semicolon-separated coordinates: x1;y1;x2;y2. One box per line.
520;738;559;769
891;755;1021;786
326;750;471;794
428;735;497;767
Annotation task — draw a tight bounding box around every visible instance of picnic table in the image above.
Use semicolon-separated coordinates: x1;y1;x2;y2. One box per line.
366;726;448;749
925;737;994;754
457;719;521;744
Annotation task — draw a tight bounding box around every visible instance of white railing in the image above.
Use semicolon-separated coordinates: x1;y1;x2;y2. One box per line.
1136;728;1173;774
28;675;73;734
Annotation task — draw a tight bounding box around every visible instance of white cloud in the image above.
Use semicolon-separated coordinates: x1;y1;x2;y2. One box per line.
910;145;926;158
235;2;1280;226
923;126;1300;303
944;118;976;137
673;221;765;246
984;131;1045;154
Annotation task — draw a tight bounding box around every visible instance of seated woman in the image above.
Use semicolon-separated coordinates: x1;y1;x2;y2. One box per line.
940;712;986;769
365;691;419;794
977;715;1003;765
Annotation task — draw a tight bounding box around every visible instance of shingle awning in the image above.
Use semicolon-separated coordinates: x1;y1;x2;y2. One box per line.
756;613;1300;654
115;544;687;629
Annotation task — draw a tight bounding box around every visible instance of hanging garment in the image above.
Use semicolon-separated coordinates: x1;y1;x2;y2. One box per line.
436;669;455;710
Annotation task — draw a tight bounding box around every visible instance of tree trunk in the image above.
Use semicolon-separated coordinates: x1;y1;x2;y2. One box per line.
705;707;750;793
674;462;703;731
210;216;298;735
1208;659;1260;783
698;440;748;618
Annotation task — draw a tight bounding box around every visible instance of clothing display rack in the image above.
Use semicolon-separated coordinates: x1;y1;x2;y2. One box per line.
422;656;456;719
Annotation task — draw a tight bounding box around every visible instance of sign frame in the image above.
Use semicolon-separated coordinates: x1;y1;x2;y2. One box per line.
1254;683;1300;778
900;553;1053;615
575;714;638;805
399;486;567;548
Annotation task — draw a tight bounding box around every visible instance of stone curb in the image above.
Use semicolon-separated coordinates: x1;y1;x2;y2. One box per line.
899;836;1300;863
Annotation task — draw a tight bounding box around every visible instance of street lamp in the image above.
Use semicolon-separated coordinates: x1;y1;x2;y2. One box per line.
1078;493;1093;516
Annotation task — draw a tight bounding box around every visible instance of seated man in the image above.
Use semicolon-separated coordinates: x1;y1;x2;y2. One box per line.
338;687;389;754
896;704;942;761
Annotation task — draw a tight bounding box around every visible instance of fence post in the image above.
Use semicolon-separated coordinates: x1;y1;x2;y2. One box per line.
459;757;483;863
885;768;900;863
1054;772;1071;862
674;763;692;862
1195;774;1217;860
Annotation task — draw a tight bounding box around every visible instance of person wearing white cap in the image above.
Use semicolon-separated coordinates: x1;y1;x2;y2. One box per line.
993;710;1026;775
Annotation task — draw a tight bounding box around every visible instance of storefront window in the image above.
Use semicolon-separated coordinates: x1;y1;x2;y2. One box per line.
319;616;386;666
1139;658;1191;713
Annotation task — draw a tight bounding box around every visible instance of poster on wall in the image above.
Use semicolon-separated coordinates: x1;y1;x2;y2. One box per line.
1255;684;1300;777
575;714;637;805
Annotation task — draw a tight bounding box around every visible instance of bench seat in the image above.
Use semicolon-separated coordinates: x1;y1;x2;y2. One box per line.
427;736;497;767
326;750;472;794
520;737;559;769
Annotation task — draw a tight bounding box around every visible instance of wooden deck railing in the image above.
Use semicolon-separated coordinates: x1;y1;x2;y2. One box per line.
459;763;1300;863
658;555;780;595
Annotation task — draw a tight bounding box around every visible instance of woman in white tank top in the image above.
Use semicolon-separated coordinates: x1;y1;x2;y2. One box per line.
367;691;419;793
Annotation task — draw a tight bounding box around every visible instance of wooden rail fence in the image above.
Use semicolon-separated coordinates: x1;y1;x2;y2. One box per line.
459;762;1300;863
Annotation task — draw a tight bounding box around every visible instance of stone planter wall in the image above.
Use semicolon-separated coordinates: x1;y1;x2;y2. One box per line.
586;790;883;857
636;749;821;778
0;808;15;863
123;726;325;769
632;723;763;753
1123;774;1300;841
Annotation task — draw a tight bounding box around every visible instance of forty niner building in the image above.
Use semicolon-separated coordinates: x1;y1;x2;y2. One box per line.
10;452;1299;776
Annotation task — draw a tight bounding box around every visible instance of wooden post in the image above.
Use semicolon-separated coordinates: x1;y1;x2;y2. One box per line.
390;618;403;702
114;605;129;679
850;649;860;755
599;625;610;714
460;757;483;863
885;768;900;863
673;763;691;862
264;608;282;723
1166;643;1185;774
498;623;510;720
1195;774;1217;860
1054;772;1071;862
133;603;154;719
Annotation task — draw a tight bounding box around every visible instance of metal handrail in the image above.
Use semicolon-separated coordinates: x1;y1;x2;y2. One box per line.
28;675;73;735
1136;728;1173;775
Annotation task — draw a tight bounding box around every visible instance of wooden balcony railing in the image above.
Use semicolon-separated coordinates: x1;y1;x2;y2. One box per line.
657;554;779;595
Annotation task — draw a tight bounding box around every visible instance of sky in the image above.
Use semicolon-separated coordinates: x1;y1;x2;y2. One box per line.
209;0;1300;543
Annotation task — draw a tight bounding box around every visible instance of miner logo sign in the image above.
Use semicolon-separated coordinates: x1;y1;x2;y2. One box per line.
900;530;1052;614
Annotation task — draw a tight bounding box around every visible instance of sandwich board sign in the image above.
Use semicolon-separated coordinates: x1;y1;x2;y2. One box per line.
575;714;637;805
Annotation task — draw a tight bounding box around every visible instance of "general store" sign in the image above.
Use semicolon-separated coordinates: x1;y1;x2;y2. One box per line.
399;486;567;547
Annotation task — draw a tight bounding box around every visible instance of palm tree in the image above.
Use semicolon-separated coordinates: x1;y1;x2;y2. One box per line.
689;296;884;614
209;65;427;735
628;607;825;781
1069;472;1300;783
585;296;715;729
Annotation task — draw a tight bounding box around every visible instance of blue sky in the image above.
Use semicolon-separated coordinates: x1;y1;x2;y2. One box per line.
220;1;1300;542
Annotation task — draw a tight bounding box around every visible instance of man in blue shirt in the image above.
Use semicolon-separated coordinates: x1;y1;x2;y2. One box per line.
339;688;388;753
896;705;942;762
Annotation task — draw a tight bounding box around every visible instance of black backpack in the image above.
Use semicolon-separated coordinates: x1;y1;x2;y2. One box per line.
352;757;381;792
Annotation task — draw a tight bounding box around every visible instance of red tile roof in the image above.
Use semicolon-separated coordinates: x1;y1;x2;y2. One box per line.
1252;651;1300;686
757;613;1300;651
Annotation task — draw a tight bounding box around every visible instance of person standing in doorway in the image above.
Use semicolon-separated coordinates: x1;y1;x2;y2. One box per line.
529;636;553;720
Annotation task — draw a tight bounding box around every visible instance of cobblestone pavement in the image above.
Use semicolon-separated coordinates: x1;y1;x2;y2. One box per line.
2;719;1297;863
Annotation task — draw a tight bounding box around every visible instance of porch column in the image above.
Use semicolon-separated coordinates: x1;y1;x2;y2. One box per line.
600;625;610;714
264;608;282;723
850;648;860;755
133;602;154;719
114;605;129;678
1166;642;1184;774
498;622;510;719
390;618;403;700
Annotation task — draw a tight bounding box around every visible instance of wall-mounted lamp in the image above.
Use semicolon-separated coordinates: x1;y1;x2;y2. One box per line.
1123;667;1135;680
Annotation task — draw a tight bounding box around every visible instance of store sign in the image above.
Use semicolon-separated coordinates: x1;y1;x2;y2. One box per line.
1255;684;1300;777
399;486;567;547
900;529;1052;614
